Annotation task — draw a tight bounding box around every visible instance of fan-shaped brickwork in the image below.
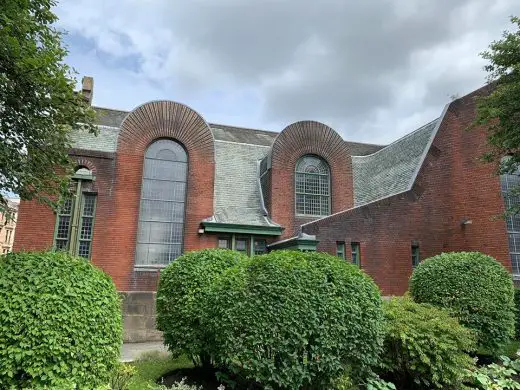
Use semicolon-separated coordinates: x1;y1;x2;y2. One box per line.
117;100;214;159
271;121;349;168
269;120;354;237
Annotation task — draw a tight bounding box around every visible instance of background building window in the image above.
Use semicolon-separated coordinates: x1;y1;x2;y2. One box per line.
254;239;267;255
351;242;360;266
235;237;249;255
295;155;331;216
412;245;420;268
336;241;346;259
54;168;97;259
135;140;187;267
501;164;520;277
218;237;231;249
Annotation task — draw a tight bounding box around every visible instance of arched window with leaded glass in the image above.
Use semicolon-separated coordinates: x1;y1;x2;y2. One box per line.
135;139;188;267
500;158;520;278
295;155;331;216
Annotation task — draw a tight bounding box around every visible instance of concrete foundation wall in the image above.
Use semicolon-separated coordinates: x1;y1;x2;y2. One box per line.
120;291;163;343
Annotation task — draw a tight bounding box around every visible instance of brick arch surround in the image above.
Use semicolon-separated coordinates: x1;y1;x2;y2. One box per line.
104;101;216;291
270;120;353;237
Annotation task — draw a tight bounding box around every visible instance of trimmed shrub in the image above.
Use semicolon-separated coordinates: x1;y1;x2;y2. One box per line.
381;296;476;389
156;249;247;365
0;251;122;388
409;251;515;353
203;250;385;389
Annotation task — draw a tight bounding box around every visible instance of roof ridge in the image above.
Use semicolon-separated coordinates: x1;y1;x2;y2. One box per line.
209;122;279;135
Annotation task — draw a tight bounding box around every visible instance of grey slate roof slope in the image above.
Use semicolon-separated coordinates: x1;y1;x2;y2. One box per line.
209;141;279;227
70;125;119;153
351;119;439;207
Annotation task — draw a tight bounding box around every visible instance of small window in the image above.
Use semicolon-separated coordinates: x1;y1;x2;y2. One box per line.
351;242;360;266
412;245;420;268
254;239;267;255
336;242;346;259
218;237;231;249
235;238;249;255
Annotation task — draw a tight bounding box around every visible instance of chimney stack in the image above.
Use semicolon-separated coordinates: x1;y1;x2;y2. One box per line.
81;76;94;105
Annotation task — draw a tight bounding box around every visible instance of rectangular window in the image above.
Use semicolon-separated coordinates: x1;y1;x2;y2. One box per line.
351;242;360;266
336;241;346;259
254;239;267;255
235;237;250;255
412;245;420;268
54;192;96;259
218;237;231;249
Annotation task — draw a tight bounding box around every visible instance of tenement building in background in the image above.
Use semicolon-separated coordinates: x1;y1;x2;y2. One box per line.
1;199;19;254
14;78;519;341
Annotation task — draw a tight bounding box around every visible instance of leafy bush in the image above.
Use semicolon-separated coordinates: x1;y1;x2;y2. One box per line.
381;296;476;389
0;251;122;388
204;250;385;389
156;249;247;366
409;251;515;353
468;354;520;389
110;362;137;390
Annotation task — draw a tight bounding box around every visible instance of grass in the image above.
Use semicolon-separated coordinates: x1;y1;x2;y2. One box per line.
128;351;194;390
502;340;520;359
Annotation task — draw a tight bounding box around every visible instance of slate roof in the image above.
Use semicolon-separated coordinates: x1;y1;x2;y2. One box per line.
210;141;279;227
351;119;439;207
69;105;437;228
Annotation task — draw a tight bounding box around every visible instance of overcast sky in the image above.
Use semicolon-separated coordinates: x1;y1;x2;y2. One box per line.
55;0;517;145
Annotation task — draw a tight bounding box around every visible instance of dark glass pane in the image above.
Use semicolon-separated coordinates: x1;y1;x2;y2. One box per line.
56;216;71;239
254;239;266;255
55;239;68;251
80;217;93;240
82;195;96;216
236;239;248;252
78;241;91;258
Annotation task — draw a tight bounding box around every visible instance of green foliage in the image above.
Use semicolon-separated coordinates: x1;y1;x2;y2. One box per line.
156;249;247;365
147;378;202;390
109;362;137;390
409;251;515;354
127;352;193;390
204;250;385;389
472;16;520;214
468;354;520;389
0;251;122;388
515;289;520;339
0;0;96;213
381;296;476;389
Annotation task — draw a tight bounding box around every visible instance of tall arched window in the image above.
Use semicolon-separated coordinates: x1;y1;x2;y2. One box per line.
501;160;520;277
135;139;187;267
295;155;330;216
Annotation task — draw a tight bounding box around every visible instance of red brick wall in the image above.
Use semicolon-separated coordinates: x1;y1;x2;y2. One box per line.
269;121;354;237
14;101;219;292
302;86;511;295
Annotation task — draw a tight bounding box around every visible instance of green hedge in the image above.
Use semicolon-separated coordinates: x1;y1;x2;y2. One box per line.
409;251;515;353
381;296;476;389
0;251;122;388
156;249;247;366
203;250;385;389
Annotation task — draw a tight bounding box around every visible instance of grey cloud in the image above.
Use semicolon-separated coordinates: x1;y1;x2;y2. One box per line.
56;0;518;143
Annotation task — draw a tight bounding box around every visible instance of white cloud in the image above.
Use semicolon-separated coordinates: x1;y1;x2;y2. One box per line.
54;0;518;144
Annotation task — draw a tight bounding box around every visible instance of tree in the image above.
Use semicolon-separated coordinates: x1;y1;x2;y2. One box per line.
473;16;520;213
0;0;96;217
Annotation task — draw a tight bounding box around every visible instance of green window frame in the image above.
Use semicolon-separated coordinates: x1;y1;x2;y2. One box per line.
54;168;97;259
295;155;331;216
351;242;360;266
336;241;346;259
412;245;420;268
235;237;250;255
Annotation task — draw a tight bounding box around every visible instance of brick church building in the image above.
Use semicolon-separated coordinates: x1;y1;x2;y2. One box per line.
13;78;519;339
